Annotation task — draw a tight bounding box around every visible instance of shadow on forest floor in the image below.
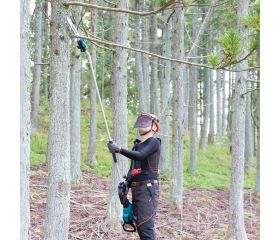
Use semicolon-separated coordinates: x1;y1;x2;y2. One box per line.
30;163;259;240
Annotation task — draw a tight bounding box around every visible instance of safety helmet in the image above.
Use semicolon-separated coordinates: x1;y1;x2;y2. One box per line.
133;113;160;133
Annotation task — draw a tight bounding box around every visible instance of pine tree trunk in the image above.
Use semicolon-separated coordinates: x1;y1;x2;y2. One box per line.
227;68;233;139
208;69;215;144
244;81;253;172
135;0;146;113
227;0;249;239
141;0;150;112
159;9;172;173
255;70;260;196
183;66;190;132
107;0;129;230
42;0;49;101
20;0;31;238
87;0;98;165
222;70;226;134
199;36;210;151
43;0;71;239
31;0;43;132
70;3;82;181
170;3;185;210
216;69;222;136
149;1;159;115
189;3;199;174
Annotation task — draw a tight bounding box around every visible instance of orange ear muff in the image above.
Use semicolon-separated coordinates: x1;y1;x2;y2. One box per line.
154;120;160;133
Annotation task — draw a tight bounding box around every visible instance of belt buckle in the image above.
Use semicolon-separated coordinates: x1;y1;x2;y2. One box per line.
147;182;152;187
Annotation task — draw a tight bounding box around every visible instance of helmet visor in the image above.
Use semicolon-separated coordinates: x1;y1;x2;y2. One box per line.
133;114;153;128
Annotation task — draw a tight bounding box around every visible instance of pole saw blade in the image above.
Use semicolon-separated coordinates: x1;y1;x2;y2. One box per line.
66;16;80;36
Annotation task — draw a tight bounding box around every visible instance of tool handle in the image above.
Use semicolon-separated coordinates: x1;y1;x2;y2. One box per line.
108;140;118;163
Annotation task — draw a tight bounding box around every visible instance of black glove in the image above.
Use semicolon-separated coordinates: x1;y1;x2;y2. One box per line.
107;141;122;153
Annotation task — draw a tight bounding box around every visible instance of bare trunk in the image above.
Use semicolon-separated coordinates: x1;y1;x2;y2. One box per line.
87;0;98;165
31;0;43;132
216;69;222;136
199;40;210;151
42;0;49;101
149;1;159;115
244;81;253;172
227;0;249;238
189;3;199;174
20;0;31;238
159;9;172;173
183;66;190;132
170;3;185;210
70;3;82;181
222;70;226;134
135;0;146;113
107;0;129;230
208;69;215;144
141;0;150;112
43;0;71;239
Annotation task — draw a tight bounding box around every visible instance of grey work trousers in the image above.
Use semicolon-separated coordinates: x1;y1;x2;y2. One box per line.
131;183;159;240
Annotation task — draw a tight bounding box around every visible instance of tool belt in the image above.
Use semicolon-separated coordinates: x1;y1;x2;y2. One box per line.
131;179;158;188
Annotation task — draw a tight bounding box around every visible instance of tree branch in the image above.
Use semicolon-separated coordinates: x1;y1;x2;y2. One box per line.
64;0;175;16
73;34;214;69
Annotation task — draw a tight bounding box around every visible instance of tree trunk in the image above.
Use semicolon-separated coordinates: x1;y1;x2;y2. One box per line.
149;1;159;115
183;66;190;132
244;81;253;172
159;9;172;173
107;0;129;230
255;83;260;196
31;0;43;132
20;0;31;239
188;3;199;174
70;3;82;181
170;3;185;210
87;0;98;165
42;0;49;101
141;0;150;112
222;70;226;134
43;0;71;239
227;68;233;140
199;39;210;151
216;69;222;136
227;0;249;239
208;69;215;144
135;0;146;113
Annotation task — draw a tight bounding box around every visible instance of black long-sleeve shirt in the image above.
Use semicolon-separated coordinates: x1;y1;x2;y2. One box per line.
120;137;161;182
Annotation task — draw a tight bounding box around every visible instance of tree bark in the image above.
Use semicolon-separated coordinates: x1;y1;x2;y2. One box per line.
70;3;82;181
216;69;222;136
159;9;172;173
255;81;260;196
135;0;146;113
107;0;129;230
87;0;98;166
42;0;49;101
141;0;150;112
31;0;43;132
208;69;215;144
227;0;250;238
244;81;253;172
20;0;31;239
183;66;190;132
222;70;226;134
43;0;71;239
199;39;210;151
189;3;199;174
170;3;184;210
149;1;159;115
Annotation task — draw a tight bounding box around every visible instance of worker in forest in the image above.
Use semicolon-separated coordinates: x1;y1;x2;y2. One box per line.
107;113;161;240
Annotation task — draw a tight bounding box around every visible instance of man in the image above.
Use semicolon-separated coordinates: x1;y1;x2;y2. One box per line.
107;113;161;240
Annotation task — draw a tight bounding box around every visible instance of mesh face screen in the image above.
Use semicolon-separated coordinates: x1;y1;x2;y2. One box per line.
133;114;153;128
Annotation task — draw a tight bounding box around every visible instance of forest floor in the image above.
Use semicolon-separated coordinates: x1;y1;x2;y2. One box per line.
30;163;259;240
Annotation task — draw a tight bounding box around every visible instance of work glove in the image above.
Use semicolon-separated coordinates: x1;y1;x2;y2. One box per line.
107;141;122;154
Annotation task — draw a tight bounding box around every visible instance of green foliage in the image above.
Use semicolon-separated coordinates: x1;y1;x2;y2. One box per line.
219;29;243;62
208;54;220;67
